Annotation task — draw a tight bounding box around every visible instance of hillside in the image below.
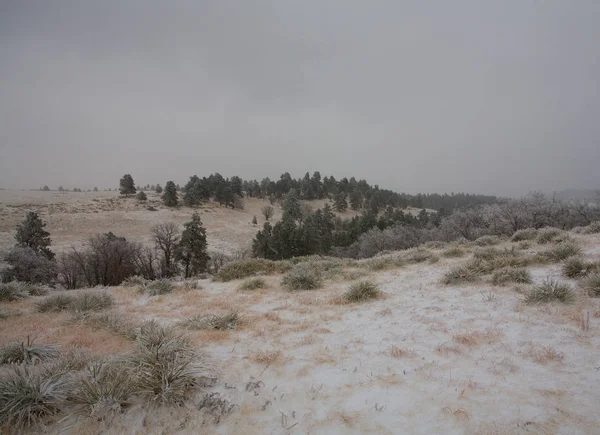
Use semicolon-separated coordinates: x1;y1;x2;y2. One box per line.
1;227;600;433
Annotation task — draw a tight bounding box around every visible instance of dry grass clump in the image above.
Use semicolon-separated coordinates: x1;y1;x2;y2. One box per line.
215;258;291;282
473;235;501;246
388;345;415;358
71;312;138;340
360;255;405;271
281;264;323;291
122;275;146;288
70;292;114;312
341;269;370;281
342;280;381;303
146;279;174;296
0;338;61;365
578;221;600;234
36;291;113;313
127;320;203;405
527;343;564;364
71;361;133;418
453;329;501;346
511;228;538;242
0;365;70;430
238;277;268;291
536;228;568;244
525;279;575;304
0;282;30;302
561;257;600;279
423;241;446;249
539;242;582;262
442;247;466;258
251;349;282;365
562;256;586;278
178;312;240;331
442;265;479;285
491;267;532;286
404;248;439;264
582;273;600;297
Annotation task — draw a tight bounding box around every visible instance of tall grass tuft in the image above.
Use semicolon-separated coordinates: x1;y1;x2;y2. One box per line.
238;277;268;291
0;282;29;302
0;338;60;365
342;281;381;303
178;312;240;331
146;279;173;296
491;267;532;286
525;279;575;304
583;273;600;297
281;264;323;291
0;365;70;430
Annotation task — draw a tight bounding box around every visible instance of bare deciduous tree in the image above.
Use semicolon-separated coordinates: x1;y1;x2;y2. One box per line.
261;205;274;221
151;222;181;277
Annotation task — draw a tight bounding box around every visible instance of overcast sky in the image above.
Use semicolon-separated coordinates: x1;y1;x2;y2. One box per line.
0;1;598;196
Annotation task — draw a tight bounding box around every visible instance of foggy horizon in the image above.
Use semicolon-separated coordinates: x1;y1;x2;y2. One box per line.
1;1;599;197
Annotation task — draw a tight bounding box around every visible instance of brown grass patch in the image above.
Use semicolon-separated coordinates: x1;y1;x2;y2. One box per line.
251;349;282;365
436;343;463;356
297;365;312;377
526;343;564;364
297;335;322;346
453;328;502;346
313;328;332;334
388;345;416;358
313;347;336;365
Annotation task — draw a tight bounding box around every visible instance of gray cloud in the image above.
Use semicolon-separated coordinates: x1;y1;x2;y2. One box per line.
1;0;599;196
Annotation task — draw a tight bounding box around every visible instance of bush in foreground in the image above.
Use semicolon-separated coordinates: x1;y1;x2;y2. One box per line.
0;339;60;365
281;264;323;291
343;281;381;303
0;365;70;430
525;279;575;304
128;321;201;404
71;361;134;418
491;267;532;286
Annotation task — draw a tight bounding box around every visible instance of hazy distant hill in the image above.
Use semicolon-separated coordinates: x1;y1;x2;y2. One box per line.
552;189;599;202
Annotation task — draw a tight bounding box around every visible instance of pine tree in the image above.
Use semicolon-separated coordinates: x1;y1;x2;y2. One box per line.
177;213;209;278
349;190;362;210
136;191;147;201
162;181;179;207
119;174;136;196
15;212;55;260
333;192;348;212
282;189;302;221
155;184;163;194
